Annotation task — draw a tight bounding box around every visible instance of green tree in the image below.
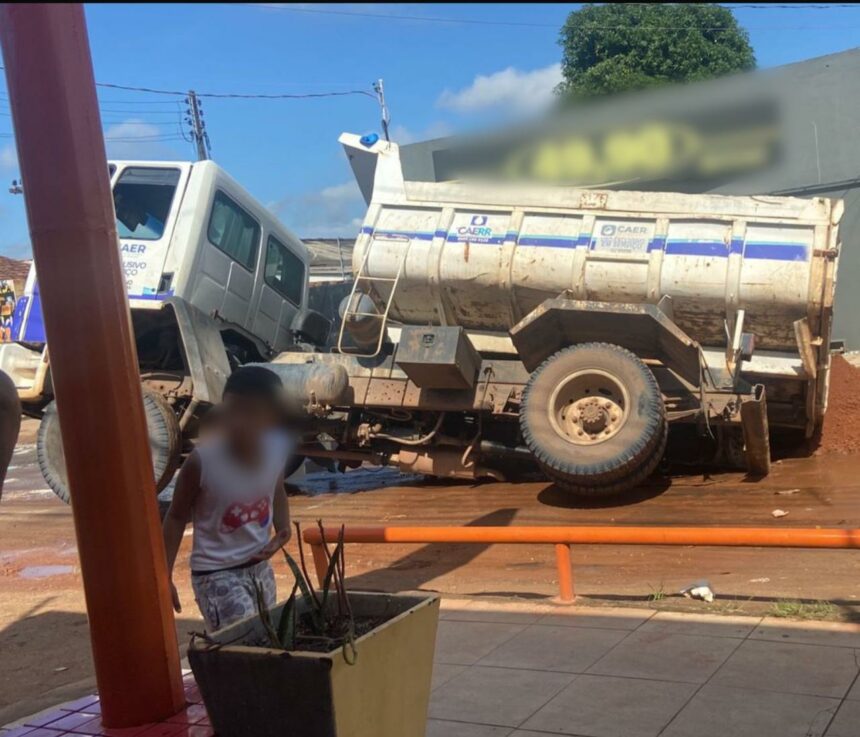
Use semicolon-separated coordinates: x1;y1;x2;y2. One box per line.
557;4;755;99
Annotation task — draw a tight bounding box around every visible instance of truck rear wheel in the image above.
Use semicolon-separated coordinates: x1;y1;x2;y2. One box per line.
37;390;181;505
520;342;666;497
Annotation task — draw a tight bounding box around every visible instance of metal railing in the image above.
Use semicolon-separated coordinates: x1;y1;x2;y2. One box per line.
302;525;860;604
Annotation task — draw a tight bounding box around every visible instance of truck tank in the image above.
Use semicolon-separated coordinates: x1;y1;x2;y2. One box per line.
342;135;840;356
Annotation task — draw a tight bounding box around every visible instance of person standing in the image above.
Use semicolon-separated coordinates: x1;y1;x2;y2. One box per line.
162;366;293;631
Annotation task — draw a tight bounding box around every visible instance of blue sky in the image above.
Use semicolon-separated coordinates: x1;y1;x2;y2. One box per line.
0;2;859;259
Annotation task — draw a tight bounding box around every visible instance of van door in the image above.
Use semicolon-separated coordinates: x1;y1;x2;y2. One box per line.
198;190;261;329
251;234;306;352
113;164;190;303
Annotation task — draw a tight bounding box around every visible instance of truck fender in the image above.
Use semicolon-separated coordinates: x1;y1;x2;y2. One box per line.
165;297;231;404
510;296;702;387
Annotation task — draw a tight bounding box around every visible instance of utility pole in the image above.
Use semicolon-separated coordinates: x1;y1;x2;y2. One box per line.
186;90;210;161
373;78;390;143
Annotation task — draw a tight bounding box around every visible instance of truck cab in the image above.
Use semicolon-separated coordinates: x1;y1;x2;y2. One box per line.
2;159;326;502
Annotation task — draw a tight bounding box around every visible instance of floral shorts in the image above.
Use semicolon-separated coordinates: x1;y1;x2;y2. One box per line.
191;559;276;632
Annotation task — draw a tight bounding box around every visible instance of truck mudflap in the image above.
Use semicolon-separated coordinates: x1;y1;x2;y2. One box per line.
510;296;702;387
740;384;771;476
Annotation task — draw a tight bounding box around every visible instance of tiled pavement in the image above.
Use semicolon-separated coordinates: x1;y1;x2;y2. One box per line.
428;599;860;737
0;676;211;737
3;599;860;737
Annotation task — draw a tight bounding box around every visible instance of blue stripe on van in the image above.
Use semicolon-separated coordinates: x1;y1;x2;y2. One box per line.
128;291;174;301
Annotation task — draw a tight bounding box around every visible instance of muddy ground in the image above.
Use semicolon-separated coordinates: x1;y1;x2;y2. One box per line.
3;417;860;723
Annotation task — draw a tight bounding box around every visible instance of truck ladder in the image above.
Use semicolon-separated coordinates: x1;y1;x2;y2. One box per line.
337;235;410;358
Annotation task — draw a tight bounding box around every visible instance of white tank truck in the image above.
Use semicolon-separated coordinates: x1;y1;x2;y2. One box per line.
265;133;842;497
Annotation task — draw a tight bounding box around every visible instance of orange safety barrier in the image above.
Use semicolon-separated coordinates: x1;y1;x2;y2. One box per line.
302;525;860;603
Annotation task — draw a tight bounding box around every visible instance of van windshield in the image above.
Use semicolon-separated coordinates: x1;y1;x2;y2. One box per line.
113;167;180;241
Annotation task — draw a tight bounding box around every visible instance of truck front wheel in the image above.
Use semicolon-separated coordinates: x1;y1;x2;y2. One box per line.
37;389;181;504
520;342;666;497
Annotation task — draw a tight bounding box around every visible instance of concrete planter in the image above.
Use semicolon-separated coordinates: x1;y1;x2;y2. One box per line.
188;591;440;737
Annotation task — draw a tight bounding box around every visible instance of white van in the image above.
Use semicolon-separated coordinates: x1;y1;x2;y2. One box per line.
2;159;329;502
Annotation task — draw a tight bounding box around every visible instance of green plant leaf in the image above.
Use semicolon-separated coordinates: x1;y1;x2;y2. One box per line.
283;550;325;633
276;582;300;650
252;577;280;649
321;531;344;610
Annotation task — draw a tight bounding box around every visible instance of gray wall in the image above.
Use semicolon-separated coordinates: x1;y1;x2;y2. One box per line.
398;48;860;347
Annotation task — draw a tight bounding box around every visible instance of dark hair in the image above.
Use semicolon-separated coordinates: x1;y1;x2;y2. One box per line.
223;365;283;402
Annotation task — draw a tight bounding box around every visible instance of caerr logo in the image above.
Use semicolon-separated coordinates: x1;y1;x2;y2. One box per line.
458;214;492;238
601;223;649;237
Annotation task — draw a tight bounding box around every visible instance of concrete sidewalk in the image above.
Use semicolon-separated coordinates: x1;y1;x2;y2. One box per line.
3;599;858;737
430;599;860;737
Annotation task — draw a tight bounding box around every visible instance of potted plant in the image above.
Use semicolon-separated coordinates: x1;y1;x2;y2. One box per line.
188;522;440;737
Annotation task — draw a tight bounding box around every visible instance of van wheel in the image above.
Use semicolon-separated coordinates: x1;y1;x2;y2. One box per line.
520;343;666;497
37;390;181;505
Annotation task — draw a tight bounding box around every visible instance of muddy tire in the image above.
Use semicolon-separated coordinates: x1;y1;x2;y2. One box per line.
520;342;666;497
37;390;181;505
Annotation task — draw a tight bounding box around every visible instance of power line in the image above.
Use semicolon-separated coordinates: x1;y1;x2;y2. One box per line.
0;64;378;101
98;108;185;115
253;4;559;28
96;98;196;105
93;79;376;100
254;2;860;30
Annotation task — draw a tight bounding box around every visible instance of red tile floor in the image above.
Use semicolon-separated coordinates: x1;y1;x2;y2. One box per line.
1;673;213;737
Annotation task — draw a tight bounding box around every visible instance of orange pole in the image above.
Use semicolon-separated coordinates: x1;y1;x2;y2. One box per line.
303;525;860;549
0;4;183;727
554;543;575;603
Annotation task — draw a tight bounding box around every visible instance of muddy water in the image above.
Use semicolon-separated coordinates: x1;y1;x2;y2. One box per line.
18;565;75;579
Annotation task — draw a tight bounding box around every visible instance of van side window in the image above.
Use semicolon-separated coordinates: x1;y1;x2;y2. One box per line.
207;191;261;271
264;236;305;305
113;167;180;241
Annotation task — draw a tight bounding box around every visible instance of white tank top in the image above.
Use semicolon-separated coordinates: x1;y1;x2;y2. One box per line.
190;430;291;573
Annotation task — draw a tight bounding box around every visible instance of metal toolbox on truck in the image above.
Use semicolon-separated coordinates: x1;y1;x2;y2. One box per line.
395;325;481;389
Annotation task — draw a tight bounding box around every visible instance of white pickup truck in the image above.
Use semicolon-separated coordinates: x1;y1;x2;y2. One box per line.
1;159;329;502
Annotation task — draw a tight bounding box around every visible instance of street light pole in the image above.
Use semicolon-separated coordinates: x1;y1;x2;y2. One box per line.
0;3;184;727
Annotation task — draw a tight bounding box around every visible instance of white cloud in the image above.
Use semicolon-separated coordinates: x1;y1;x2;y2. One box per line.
389;120;453;145
104;119;184;161
270;180;365;238
437;63;562;114
0;144;18;172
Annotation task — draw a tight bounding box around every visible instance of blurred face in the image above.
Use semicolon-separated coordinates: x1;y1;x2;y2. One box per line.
220;392;279;448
